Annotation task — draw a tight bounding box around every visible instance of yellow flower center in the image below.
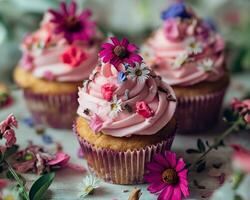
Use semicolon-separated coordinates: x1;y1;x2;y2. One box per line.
84;186;94;194
114;46;127;58
135;69;142;76
111;103;118;111
162;168;179;185
24;153;34;161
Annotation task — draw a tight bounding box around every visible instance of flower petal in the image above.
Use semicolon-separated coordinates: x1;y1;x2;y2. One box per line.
147;182;166;193
146;162;165;173
165;151;177;168
158;186;173;200
178;169;188;179
175;158;185;171
154;153;170;168
180;182;190;198
144;172;162;183
111;37;120;45
127;44;138;52
128;54;143;63
69;1;77;15
102;43;114;49
121;38;129;47
171;187;181;200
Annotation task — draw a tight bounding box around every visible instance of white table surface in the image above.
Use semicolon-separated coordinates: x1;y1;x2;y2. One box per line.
1;73;250;200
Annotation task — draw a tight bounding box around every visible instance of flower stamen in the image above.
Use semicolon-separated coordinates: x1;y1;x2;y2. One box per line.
162;168;179;185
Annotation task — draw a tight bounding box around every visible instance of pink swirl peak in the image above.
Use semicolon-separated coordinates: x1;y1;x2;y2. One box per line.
77;61;177;137
142;3;226;86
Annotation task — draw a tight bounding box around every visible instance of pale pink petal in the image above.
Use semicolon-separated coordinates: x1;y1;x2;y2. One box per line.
48;152;70;167
67;163;86;173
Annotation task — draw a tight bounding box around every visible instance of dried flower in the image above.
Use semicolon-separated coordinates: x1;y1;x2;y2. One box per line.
99;37;142;68
198;58;214;72
109;96;123;118
101;83;117;101
136;101;154;118
61;45;87;67
78;175;100;198
127;63;150;83
49;1;96;43
185;37;203;55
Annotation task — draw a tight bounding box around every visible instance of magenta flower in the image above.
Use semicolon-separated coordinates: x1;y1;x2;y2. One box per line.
144;151;189;200
136;101;154;118
101;83;117;101
49;1;96;43
99;37;142;68
89;114;103;133
61;45;87;67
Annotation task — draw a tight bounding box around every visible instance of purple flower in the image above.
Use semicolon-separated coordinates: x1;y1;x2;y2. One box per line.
99;37;142;68
49;1;96;43
161;3;191;20
144;151;190;200
118;72;127;83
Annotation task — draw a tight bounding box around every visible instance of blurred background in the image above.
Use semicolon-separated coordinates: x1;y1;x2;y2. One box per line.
0;0;250;84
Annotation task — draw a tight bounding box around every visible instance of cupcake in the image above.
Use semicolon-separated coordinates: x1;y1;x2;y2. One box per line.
74;37;177;184
14;1;103;129
142;2;230;133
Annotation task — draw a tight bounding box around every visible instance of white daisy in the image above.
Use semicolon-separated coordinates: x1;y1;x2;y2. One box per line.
127;62;150;83
172;53;188;69
109;95;123;118
185;37;203;55
78;175;100;198
2;188;20;200
198;58;214;72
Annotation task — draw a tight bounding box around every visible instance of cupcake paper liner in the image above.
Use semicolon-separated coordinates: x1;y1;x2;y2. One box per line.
74;123;176;185
23;90;78;129
176;88;227;134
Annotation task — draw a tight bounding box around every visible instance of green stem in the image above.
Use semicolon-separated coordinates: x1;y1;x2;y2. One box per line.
189;119;242;171
5;160;29;200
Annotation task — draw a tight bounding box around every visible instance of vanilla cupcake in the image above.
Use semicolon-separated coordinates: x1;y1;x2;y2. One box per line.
74;37;177;184
142;2;230;133
14;1;103;129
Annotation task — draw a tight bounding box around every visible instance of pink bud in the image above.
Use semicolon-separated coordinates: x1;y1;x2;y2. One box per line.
136;101;154;118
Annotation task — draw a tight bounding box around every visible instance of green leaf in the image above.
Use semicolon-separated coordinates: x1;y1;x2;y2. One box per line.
197;139;206;153
6;170;26;185
234;194;243;200
186;149;200;154
29;172;55;200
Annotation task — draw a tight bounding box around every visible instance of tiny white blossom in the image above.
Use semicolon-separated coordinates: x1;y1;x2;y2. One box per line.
198;58;214;72
109;95;123;118
172;53;188;69
127;62;150;83
2;188;20;200
78;175;100;198
185;37;203;55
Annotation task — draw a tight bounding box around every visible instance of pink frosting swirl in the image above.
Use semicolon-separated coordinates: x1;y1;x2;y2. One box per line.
77;62;177;137
20;13;101;82
142;15;226;86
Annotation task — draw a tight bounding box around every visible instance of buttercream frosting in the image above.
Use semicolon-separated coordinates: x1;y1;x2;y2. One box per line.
20;11;101;82
142;4;226;86
77;62;177;137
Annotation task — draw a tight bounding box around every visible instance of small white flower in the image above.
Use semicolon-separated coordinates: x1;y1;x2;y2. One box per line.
2;188;20;200
78;175;100;198
185;37;203;55
198;58;214;72
172;53;188;69
109;95;123;118
127;62;150;83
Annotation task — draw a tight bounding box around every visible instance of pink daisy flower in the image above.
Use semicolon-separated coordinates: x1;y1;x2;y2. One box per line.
99;37;142;68
144;151;190;200
49;1;96;43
